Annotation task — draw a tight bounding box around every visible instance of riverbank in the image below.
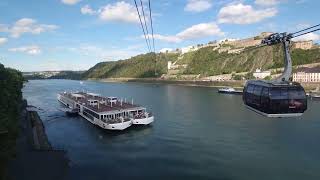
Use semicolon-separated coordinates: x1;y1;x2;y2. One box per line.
91;78;320;91
93;78;245;89
6;100;69;180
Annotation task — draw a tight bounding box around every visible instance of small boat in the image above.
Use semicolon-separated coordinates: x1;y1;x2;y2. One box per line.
310;94;320;100
218;87;242;94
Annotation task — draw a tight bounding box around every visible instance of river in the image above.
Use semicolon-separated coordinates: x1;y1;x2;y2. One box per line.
23;79;320;180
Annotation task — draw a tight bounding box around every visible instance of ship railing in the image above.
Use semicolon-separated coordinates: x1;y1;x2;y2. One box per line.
134;112;153;119
104;116;130;124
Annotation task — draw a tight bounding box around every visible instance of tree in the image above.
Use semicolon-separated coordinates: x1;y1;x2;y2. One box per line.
0;64;24;179
233;74;242;80
245;72;254;80
264;76;272;80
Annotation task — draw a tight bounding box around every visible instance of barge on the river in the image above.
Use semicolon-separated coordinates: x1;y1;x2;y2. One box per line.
57;92;154;130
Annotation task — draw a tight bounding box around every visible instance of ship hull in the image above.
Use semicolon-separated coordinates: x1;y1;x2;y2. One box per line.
132;116;154;125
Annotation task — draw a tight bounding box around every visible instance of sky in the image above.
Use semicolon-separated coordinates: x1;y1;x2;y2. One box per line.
0;0;319;72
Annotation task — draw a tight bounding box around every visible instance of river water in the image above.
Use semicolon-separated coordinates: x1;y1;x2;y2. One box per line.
23;80;320;180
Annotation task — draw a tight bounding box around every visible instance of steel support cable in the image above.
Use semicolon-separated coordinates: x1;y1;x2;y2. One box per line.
148;0;156;53
291;24;320;35
243;44;268;52
147;0;157;75
139;0;152;52
292;28;320;38
133;0;151;52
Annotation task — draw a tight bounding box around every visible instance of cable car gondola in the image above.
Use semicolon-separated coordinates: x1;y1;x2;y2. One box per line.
243;80;307;117
243;25;320;117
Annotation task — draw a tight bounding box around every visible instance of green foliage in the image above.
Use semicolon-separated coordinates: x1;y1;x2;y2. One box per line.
0;64;24;179
47;71;83;80
245;72;254;80
291;48;320;66
264;76;272;80
24;71;84;80
84;44;320;79
83;53;173;79
175;51;195;65
184;47;228;76
232;74;243;80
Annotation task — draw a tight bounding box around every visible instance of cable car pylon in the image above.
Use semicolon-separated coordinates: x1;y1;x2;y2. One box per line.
243;25;320;118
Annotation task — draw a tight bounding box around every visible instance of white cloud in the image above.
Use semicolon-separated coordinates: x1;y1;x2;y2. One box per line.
292;33;320;42
178;23;224;40
99;1;139;23
9;45;41;55
0;18;58;38
81;5;96;15
61;0;81;5
0;37;7;45
184;0;212;13
149;22;224;43
0;24;9;32
255;0;281;6
218;3;277;24
82;1;139;24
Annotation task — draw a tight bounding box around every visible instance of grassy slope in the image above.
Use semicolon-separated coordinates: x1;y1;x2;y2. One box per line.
83;53;179;78
83;45;320;79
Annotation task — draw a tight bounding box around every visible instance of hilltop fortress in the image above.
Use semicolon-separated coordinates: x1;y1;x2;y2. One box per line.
162;32;316;55
163;32;318;78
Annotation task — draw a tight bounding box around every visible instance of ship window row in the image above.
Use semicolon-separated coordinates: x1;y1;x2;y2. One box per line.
61;96;72;103
83;111;94;121
83;108;99;119
101;112;127;119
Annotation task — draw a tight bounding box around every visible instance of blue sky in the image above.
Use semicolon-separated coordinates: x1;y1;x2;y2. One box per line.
0;0;319;71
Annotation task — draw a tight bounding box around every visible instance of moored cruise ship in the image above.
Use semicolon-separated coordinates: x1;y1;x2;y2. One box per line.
57;92;154;130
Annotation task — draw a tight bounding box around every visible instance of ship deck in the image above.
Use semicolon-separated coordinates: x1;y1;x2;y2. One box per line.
61;92;143;113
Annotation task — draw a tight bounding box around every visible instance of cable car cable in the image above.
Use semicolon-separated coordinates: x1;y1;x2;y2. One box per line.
241;44;268;52
139;0;152;51
291;24;320;35
148;0;156;53
292;28;320;38
133;0;151;52
147;0;157;76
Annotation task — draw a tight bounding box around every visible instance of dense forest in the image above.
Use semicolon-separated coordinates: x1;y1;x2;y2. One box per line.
24;71;84;80
83;53;179;78
0;63;24;179
83;44;320;79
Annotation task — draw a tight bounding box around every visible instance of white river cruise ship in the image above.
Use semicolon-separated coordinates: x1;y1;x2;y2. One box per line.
57;92;154;130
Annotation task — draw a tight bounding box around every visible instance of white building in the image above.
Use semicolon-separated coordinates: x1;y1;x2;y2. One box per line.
253;69;271;79
293;67;320;82
181;46;198;54
167;61;187;70
293;40;313;50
